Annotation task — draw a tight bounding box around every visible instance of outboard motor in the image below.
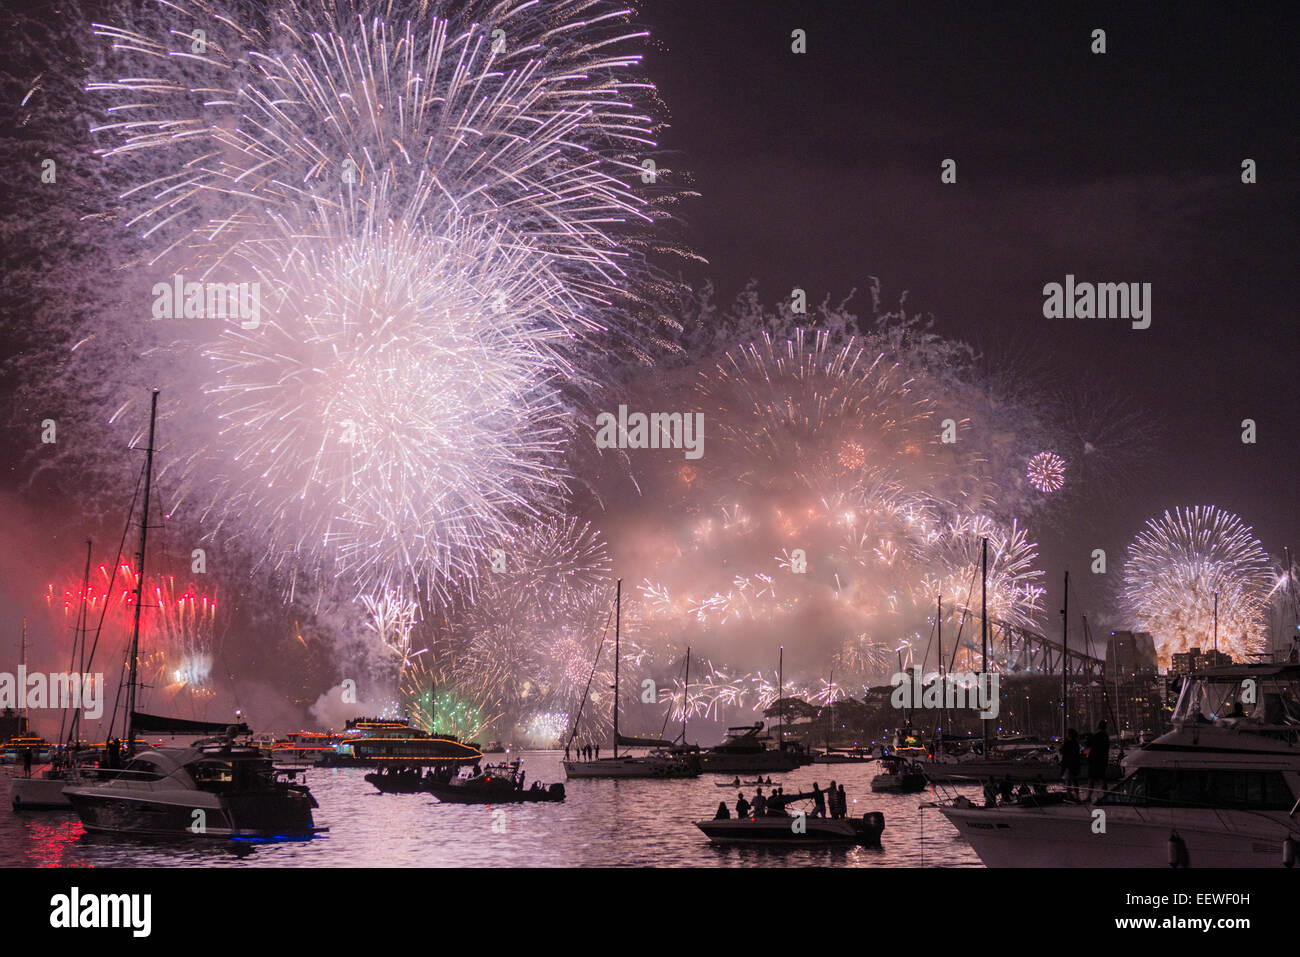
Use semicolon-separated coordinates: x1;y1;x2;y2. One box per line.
549;783;566;800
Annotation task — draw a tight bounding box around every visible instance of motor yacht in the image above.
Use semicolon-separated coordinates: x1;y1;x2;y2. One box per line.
64;737;321;838
937;662;1300;867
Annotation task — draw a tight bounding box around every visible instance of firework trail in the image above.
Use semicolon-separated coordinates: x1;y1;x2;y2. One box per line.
1121;506;1272;666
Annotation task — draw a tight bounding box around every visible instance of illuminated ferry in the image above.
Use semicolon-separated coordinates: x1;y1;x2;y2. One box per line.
0;736;55;764
270;731;342;765
321;717;482;766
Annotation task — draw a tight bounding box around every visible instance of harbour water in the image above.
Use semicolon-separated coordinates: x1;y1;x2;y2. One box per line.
1;753;982;867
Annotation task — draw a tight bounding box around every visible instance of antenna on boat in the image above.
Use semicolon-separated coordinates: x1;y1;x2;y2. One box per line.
613;578;621;760
125;389;159;756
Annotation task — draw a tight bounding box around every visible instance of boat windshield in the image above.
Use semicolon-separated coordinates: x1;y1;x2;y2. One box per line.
1172;672;1300;726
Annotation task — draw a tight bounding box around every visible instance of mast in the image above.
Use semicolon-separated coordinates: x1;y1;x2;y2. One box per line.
20;618;27;732
613;577;621;759
981;537;989;756
937;593;943;732
63;541;93;747
1213;589;1219;653
778;644;784;747
682;645;689;744
125;389;159;754
1061;569;1069;741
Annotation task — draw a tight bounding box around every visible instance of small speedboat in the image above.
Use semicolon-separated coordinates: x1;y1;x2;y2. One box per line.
696;812;884;845
369;760;565;803
870;755;927;793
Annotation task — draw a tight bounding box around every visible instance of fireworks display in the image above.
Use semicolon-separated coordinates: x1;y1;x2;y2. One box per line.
1026;451;1066;493
1121;507;1273;666
0;0;1286;752
30;0;683;602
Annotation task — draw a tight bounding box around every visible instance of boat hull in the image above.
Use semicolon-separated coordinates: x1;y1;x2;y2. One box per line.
64;786;316;838
10;773;74;809
563;757;697;779
697;752;799;774
870;773;927;793
696;813;884;845
940;803;1299;868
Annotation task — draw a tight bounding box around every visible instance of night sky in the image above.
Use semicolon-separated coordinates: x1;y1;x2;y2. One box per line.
643;0;1298;630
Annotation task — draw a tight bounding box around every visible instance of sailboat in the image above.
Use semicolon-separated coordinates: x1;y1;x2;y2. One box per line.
53;390;322;837
9;551;97;809
562;579;699;779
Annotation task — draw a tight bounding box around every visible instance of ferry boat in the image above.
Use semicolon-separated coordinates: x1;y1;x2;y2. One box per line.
270;730;341;765
697;723;799;774
938;662;1300;867
1;736;55;764
321;717;482;767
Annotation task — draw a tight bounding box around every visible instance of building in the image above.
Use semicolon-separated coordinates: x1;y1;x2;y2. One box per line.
1169;646;1234;678
0;707;28;742
1106;631;1158;677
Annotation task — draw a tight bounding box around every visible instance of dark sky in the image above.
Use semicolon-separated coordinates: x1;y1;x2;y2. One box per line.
643;0;1298;639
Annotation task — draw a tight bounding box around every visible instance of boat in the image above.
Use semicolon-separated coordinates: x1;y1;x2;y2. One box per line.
320;717;482;767
368;760;565;803
696;789;885;845
698;723;800;774
270;730;342;765
562;580;700;779
64;731;321;838
870;754;928;792
815;746;875;765
937;661;1300;867
2;736;55;765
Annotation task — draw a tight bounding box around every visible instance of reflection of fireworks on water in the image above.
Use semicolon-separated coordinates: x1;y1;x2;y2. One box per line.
1026;452;1066;493
1122;507;1272;666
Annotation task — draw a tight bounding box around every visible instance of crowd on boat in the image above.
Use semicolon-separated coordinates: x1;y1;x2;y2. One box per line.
716;780;851;820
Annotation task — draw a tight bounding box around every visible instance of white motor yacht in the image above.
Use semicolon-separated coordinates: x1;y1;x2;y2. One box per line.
938;662;1300;867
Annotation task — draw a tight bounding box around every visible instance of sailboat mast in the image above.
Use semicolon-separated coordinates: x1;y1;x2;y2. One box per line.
682;645;689;744
65;541;93;746
778;645;784;747
981;537;989;756
613;578;621;759
937;593;943;732
20;618;27;731
125;389;159;753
